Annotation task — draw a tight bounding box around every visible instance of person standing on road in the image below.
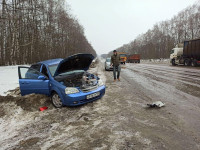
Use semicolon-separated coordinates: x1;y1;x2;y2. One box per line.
111;50;121;82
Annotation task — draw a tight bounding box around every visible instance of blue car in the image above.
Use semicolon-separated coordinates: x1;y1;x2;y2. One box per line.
18;53;106;108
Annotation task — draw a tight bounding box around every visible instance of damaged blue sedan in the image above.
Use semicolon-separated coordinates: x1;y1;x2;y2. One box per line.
18;54;105;108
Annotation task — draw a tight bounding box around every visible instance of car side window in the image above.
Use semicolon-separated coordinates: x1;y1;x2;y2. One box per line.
41;65;49;78
19;68;44;79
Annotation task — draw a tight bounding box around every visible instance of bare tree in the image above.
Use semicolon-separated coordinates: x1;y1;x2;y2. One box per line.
113;1;200;59
0;0;96;66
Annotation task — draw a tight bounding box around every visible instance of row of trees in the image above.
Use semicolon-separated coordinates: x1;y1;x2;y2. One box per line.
115;1;200;59
0;0;96;65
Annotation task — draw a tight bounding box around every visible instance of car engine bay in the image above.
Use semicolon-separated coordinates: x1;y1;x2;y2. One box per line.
55;71;99;91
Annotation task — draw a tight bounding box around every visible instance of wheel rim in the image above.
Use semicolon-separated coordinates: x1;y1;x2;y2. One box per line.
185;61;188;66
52;94;62;107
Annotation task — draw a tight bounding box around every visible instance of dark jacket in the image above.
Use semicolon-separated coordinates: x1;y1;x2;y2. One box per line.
111;54;120;66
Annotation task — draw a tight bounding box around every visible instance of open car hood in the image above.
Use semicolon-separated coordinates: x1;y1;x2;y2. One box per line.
54;53;94;77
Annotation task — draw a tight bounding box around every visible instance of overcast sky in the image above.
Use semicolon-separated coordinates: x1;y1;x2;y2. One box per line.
66;0;197;55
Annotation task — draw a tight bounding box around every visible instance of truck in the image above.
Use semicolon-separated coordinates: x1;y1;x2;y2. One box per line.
118;52;127;64
127;54;140;63
170;38;200;66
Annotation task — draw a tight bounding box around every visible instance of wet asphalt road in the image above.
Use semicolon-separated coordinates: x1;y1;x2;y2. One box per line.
119;63;200;149
0;61;200;150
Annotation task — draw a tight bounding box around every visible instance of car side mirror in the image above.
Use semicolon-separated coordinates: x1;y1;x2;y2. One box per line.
38;75;46;80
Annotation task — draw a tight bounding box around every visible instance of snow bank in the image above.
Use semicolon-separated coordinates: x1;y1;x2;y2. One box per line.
0;66;20;96
141;58;170;64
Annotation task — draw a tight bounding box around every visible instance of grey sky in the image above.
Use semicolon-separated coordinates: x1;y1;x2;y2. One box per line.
66;0;197;55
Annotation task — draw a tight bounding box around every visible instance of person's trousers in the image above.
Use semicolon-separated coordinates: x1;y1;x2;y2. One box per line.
113;65;121;79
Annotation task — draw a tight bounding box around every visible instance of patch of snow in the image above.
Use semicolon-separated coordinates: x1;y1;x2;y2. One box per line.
0;65;20;96
0;103;35;149
141;59;170;64
134;131;151;145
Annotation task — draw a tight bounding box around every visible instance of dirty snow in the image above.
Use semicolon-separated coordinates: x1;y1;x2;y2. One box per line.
0;66;21;96
141;58;170;64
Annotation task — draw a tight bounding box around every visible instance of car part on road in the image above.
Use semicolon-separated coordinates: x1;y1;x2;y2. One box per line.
39;106;48;111
147;101;165;108
51;93;63;108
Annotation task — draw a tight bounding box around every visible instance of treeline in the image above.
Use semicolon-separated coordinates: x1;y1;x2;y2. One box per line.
0;0;96;65
115;1;200;59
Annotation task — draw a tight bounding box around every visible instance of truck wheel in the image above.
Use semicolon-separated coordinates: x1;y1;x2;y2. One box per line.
51;92;63;108
191;60;197;67
184;60;190;66
172;59;176;66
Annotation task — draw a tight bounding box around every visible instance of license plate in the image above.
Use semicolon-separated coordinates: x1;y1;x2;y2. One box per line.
86;92;100;99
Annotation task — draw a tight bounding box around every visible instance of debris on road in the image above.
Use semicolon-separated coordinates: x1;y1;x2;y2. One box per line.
147;101;165;108
39;106;48;111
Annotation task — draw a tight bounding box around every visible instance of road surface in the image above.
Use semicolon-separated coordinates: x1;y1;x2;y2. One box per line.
0;61;200;150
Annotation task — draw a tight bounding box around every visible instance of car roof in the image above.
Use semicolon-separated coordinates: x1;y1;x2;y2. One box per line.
39;58;63;66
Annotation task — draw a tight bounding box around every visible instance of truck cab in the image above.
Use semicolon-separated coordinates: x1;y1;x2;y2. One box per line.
170;47;183;65
118;52;127;64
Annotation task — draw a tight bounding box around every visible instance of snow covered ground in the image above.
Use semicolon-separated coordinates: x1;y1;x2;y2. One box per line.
141;58;170;64
0;65;21;96
1;59;200;149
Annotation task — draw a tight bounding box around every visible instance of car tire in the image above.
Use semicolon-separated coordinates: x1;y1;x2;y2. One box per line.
105;67;108;71
51;92;63;108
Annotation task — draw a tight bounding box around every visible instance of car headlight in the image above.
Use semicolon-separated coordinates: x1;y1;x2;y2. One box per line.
98;79;104;86
65;87;79;94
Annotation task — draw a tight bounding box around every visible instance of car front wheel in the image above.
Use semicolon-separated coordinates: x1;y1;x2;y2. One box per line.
51;92;63;108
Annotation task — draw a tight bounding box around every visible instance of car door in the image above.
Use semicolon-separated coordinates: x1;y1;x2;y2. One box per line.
18;66;50;96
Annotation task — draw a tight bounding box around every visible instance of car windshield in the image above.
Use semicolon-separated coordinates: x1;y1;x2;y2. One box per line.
170;50;174;54
120;54;126;57
106;58;111;62
49;64;58;76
